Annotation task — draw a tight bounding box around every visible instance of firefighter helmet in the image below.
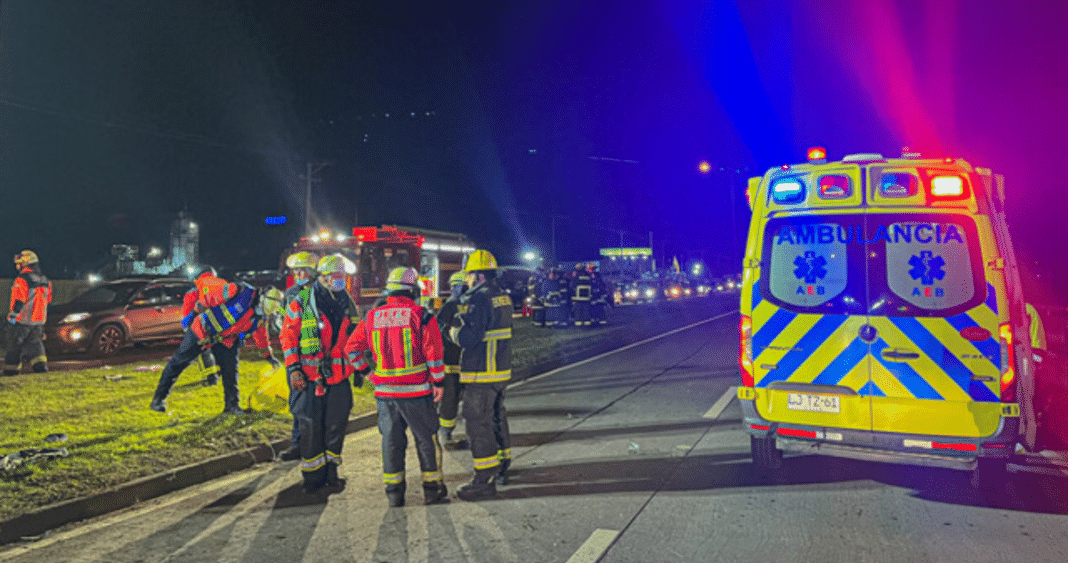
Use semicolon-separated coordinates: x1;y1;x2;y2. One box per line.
463;249;498;272
386;267;421;293
285;251;320;270
13;250;39;268
317;254;356;275
448;271;466;286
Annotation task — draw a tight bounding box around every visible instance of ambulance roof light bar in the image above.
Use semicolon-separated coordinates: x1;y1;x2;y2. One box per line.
807;147;827;164
841;153;884;162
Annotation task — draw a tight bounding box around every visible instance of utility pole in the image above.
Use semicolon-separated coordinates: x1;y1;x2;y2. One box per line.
649;231;655;272
303;162;331;234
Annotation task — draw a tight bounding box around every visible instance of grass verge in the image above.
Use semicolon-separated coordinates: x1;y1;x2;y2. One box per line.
0;297;733;522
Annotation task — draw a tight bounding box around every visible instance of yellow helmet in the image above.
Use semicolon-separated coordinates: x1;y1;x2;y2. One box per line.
316;254;356;275
286;250;320;270
386;267;421;293
448;271;466;286
463;249;498;272
14;250;39;268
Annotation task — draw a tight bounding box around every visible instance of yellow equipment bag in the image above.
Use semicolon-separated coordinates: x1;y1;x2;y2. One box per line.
247;365;290;415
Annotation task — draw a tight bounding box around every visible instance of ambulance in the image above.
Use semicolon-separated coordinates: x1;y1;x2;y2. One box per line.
737;148;1035;494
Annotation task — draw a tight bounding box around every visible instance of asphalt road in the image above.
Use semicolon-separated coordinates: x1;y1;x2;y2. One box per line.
5;309;1068;562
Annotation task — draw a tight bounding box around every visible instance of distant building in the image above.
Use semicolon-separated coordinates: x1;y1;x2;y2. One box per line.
114;211;201;278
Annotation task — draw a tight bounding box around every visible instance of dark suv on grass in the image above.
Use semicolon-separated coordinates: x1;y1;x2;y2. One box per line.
45;278;195;357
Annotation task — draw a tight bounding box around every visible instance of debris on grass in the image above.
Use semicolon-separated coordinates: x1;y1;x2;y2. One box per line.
104;374;130;382
44;433;68;443
1;448;70;471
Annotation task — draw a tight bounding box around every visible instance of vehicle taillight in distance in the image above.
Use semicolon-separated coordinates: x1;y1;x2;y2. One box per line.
740;315;754;387
998;322;1015;402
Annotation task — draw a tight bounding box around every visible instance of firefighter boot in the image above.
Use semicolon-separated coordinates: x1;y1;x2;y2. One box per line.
279;446;301;461
423;481;449;505
457;478;496;502
149;395;167;413
386;482;406;507
324;463;343;491
497;459;511;486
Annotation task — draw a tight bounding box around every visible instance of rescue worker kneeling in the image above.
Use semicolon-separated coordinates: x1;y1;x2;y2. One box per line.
450;249;513;501
345;267;449;507
150;267;274;414
282;255;359;494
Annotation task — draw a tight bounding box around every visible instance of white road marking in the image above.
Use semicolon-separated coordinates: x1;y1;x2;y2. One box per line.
703;386;738;420
566;529;620;563
511;310;738;390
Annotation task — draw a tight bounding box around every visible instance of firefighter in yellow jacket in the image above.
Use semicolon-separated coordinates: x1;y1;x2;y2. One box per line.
4;251;52;375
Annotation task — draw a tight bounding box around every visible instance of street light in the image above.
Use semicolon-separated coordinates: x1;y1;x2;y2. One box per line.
523;251;537;262
698;161;712;174
147;247;162;258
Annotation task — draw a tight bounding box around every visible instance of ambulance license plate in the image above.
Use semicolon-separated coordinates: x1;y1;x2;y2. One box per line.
786;393;840;414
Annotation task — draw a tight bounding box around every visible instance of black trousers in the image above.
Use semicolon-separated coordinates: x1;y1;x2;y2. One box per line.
590;300;607;325
462;382;511;482
546;304;569;327
295;381;353;487
377;395;443;493
437;372;462;430
4;324;46;374
572;299;591;326
153;330;240;408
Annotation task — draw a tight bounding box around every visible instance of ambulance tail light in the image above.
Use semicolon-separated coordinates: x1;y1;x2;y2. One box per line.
739;315;754;387
999;323;1016;402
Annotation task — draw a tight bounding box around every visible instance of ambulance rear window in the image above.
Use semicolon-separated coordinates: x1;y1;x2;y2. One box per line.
866;214;984;317
761;215;865;314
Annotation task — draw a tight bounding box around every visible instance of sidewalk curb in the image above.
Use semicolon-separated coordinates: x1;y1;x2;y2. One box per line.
0;308;731;546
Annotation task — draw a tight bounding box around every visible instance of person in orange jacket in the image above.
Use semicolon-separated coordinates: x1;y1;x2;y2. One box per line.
345;266;449;507
4;250;52;375
150;267;275;414
281;255;360;494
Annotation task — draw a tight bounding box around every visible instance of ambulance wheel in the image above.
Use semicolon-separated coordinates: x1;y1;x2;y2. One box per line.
972;457;1008;504
751;435;783;471
90;324;125;357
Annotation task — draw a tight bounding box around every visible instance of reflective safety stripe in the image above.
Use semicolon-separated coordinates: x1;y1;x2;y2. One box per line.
301;453;326;472
325;450;342;465
283;347;299;357
352;356;369;370
375;363;428;377
374;382;432;395
486;339;496;374
422;470;443;482
485;328;512;340
29;355;47;365
444;365;460;374
459;371;511;384
473;454;500;470
372;331;383;362
498;448;511;460
301;319;317;329
403;327;413;367
427;359;444;369
439;417;456;428
383;471;405;484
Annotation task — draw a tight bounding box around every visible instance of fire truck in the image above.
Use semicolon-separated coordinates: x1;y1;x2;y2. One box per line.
279;225;475;311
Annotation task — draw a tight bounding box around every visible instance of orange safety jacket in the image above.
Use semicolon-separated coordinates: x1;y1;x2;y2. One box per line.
280;286;358;390
344;295;446;399
9;267;52;325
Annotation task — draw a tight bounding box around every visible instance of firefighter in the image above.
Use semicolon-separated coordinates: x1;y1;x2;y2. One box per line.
345;267;449;507
588;263;608;326
278;251;320;462
4;251;52;375
544;268;568;328
449;249;513;501
150;267;275;414
528;270;546;327
436;271;468;448
571;263;592;327
282;254;360;494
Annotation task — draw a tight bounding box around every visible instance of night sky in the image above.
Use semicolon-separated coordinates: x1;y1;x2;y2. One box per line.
2;1;1067;300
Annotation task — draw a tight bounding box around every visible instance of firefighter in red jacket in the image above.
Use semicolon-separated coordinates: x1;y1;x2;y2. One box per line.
4;250;52;375
150;267;274;414
282;255;360;494
345;267;449;507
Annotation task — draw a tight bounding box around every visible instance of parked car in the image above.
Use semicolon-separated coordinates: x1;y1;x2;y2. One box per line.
497;266;536;312
45;278;195;356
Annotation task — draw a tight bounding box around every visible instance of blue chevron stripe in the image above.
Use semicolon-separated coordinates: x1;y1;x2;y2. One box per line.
810;337;869;386
887;318;999;402
870;339;943;400
944;313;1000;368
751;281;762;310
858;381;885;397
756;315;848;387
985;282;998;315
752;308;796;355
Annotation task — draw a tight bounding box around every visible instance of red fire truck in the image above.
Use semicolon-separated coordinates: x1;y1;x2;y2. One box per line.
279;225;474;311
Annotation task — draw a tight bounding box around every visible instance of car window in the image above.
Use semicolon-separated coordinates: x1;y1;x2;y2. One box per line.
72;283;143;306
160;283;192;305
867;214;985;317
131;286;165;306
761;215;865;314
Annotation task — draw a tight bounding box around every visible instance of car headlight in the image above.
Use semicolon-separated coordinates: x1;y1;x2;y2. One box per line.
61;312;91;324
644;289;655;298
